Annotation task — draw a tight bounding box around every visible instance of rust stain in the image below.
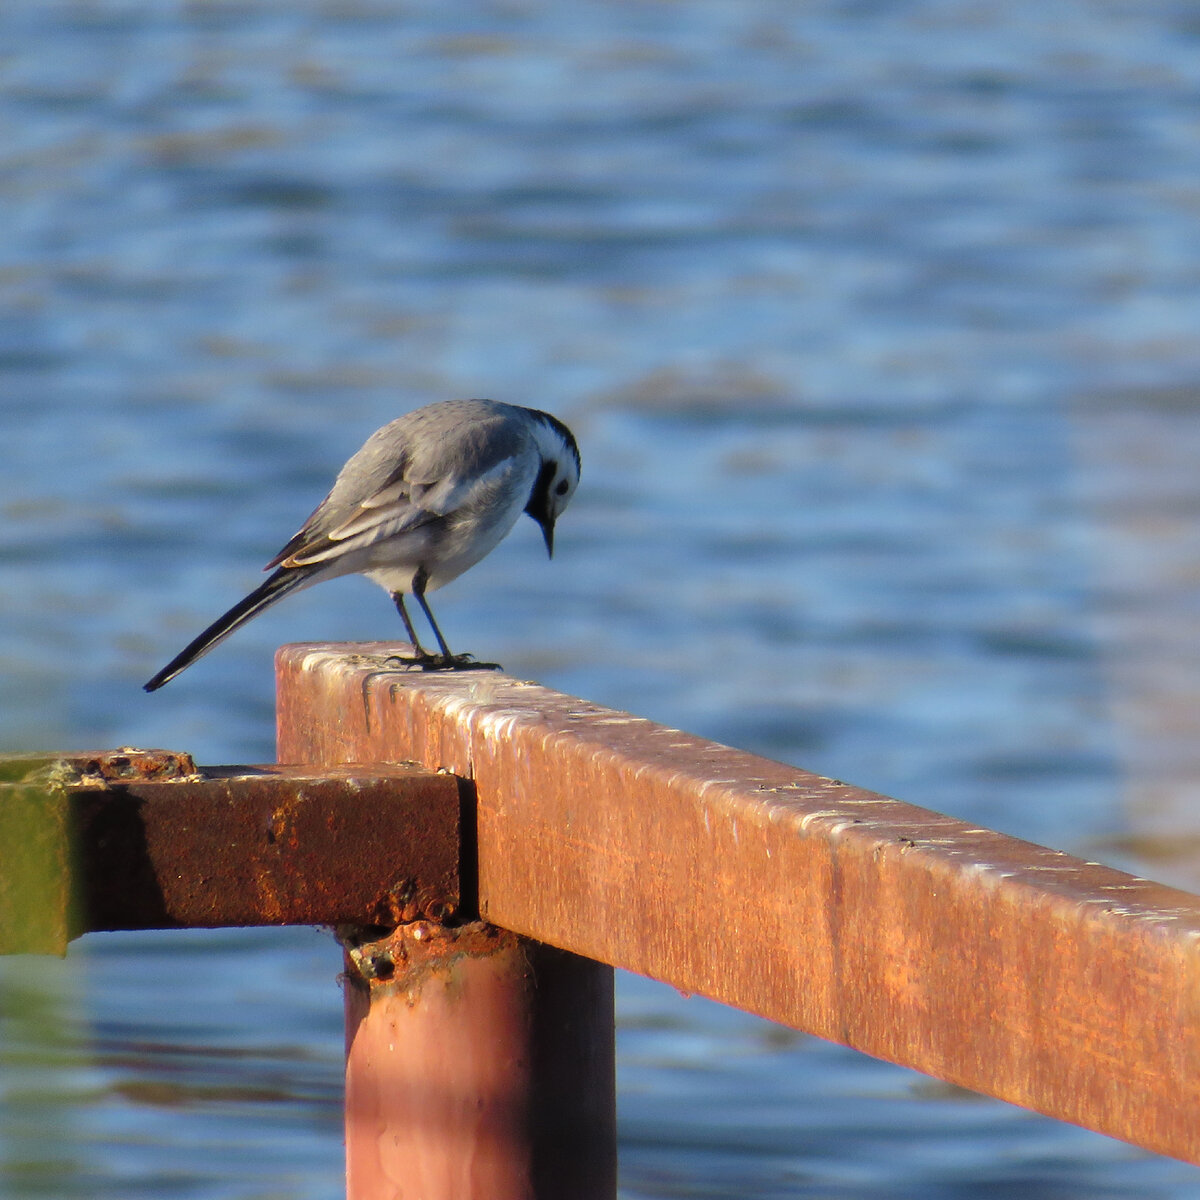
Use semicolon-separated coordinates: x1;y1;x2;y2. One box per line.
76;747;200;783
341;918;521;1001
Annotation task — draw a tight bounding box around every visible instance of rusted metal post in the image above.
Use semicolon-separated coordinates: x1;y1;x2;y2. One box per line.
277;658;617;1200
340;923;615;1200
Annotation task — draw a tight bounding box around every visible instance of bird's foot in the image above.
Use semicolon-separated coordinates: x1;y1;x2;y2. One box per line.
436;652;502;672
384;652;501;672
422;652;502;672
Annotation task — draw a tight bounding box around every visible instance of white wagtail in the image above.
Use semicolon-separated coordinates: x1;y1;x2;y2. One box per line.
144;399;580;691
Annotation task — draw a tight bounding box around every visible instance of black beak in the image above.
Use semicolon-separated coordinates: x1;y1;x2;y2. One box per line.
525;459;559;558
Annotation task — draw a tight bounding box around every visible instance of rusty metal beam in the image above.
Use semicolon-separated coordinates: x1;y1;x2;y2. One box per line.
276;642;1200;1167
0;749;460;953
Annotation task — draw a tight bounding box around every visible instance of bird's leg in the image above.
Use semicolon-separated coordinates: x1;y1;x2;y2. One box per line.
414;592;453;659
390;592;431;659
411;569;501;671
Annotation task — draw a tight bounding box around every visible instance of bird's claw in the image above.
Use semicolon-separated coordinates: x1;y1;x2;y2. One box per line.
436;652;500;671
384;652;502;672
422;652;502;672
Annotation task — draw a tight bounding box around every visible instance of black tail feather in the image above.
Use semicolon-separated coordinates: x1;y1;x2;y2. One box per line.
143;568;312;691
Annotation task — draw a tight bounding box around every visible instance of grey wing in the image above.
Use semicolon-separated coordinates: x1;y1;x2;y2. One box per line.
267;407;529;569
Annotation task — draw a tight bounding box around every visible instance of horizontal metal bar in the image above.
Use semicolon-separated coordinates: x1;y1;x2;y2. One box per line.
0;750;460;952
276;642;1200;1167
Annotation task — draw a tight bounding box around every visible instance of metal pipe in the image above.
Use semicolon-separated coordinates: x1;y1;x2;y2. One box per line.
341;922;615;1200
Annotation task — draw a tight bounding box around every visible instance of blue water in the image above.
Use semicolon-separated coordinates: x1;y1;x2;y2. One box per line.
4;1;1200;1196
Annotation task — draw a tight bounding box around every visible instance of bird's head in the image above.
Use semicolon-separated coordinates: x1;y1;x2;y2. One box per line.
524;410;581;557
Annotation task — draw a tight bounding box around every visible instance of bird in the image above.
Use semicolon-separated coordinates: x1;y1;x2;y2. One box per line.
143;399;581;691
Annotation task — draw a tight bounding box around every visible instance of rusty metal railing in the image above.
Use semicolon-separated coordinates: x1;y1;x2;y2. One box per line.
5;641;1200;1198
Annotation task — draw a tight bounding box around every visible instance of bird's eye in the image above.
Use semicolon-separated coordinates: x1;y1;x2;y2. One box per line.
555;479;569;496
